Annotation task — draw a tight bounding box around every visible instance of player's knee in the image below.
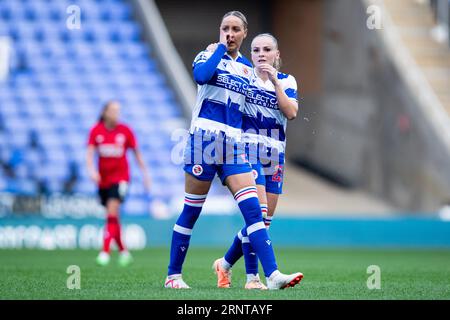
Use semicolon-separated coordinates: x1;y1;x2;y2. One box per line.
106;200;120;215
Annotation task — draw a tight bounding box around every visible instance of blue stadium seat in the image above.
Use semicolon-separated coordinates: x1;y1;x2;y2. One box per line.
5;131;29;149
74;180;96;195
1;1;28;20
17;179;38;195
23;149;44;167
39;132;63;148
46;178;63;194
122;197;148;216
40;161;69;180
0;176;5;191
0;0;184;211
4;116;28;134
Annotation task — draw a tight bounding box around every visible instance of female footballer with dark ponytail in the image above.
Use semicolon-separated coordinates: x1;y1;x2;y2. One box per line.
87;101;151;267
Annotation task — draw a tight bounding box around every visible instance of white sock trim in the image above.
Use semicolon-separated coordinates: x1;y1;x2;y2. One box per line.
173;224;192;235
247;221;266;235
234;186;258;204
246;273;259;282
185;192;208;199
184;193;207;207
221;258;232;270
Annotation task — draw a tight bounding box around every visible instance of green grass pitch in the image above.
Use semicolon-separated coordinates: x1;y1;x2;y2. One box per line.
1;248;449;299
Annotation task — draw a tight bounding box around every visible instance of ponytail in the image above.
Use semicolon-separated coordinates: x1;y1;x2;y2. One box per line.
274;56;282;71
98;101;112;123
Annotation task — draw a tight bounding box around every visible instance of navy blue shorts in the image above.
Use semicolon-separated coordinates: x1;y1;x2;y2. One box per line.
251;161;285;194
183;133;252;184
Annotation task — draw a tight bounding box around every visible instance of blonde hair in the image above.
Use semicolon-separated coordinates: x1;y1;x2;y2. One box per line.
222;11;248;30
252;33;282;70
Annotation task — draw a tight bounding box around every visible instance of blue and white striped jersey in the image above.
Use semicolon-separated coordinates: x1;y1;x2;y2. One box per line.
190;49;253;141
242;70;298;160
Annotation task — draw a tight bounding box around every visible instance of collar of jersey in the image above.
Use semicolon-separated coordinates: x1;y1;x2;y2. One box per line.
223;51;242;61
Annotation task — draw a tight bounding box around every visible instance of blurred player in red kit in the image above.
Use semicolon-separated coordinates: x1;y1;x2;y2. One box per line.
86;101;151;266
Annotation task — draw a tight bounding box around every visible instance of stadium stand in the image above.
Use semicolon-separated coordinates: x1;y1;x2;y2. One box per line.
383;0;449;114
0;0;186;216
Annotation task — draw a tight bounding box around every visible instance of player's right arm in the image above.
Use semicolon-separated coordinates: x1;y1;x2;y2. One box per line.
192;30;229;85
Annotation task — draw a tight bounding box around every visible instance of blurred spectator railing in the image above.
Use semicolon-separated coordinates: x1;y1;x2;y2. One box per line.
430;0;450;45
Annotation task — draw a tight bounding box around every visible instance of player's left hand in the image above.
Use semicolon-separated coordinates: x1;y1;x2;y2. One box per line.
257;63;278;85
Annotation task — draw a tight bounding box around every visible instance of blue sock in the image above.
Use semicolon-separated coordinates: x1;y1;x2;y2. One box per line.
234;187;278;277
168;193;207;276
223;231;243;267
241;227;259;276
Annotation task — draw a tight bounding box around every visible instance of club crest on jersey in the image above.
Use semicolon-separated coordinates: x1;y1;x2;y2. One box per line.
252;169;258;180
115;134;126;145
192;165;203;176
96;135;104;143
243;67;249;75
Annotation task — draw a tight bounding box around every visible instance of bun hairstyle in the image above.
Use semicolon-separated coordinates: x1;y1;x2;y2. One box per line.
253;33;282;70
222;11;248;30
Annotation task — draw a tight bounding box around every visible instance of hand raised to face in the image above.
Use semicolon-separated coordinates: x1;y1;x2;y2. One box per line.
257;63;278;84
219;29;230;48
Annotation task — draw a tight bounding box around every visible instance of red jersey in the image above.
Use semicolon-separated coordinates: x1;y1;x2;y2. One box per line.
88;122;137;189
